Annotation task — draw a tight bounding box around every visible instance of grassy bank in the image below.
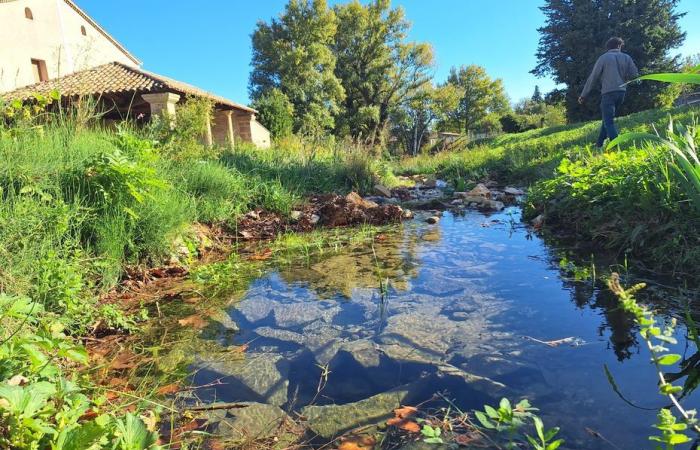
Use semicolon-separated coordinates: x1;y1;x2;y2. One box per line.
0;106;394;448
397;104;700;277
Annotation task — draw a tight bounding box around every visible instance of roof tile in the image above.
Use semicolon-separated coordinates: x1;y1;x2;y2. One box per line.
2;62;256;113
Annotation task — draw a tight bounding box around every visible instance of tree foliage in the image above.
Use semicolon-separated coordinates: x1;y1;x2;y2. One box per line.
440;65;510;134
252;88;294;139
249;0;344;134
532;0;686;122
332;0;434;144
391;83;461;155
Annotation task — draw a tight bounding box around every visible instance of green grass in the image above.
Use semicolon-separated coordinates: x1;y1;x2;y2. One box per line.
396;104;700;276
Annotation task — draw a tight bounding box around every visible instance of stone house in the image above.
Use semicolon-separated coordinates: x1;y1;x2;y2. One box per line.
0;0;270;148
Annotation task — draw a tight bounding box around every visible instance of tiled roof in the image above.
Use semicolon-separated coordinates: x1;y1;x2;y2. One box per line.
1;62;256;113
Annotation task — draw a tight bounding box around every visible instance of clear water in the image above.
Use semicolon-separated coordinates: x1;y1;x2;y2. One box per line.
190;207;695;449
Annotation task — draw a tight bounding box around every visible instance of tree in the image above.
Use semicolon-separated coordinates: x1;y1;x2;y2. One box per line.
531;85;543;103
333;0;434;144
532;0;686;122
440;65;510;134
251;88;294;139
391;83;460;155
249;0;345;134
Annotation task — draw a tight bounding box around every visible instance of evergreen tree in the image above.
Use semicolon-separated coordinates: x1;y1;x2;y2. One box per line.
531;85;543;103
532;0;686;122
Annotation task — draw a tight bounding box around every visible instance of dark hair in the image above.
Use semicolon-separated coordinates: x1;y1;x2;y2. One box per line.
606;37;624;50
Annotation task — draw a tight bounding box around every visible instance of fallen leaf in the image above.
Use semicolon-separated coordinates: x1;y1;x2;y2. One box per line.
399;421;420;433
79;409;100;421
157;383;180;395
207;439;227;450
107;377;129;387
249;248;273;261
109;351;138;370
394;405;417;419
387;417;403;426
337;434;376;450
177;314;209;329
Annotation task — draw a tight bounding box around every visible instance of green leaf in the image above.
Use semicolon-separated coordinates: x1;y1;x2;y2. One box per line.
657;354;682;366
484;404;499;419
423;437;444;444
533;416;545;441
546;439;564;450
668;434;691;444
499;397;511;411
636;73;700;85
474;411;495;429
607;132;664;150
55;421;106;450
21;343;48;368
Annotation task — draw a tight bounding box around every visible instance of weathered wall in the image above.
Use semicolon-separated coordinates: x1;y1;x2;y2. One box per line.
0;0;137;93
250;119;271;149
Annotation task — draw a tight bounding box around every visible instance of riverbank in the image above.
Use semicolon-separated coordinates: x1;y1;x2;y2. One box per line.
396;104;700;279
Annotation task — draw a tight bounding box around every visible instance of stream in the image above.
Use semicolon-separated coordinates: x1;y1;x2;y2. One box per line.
169;206;696;449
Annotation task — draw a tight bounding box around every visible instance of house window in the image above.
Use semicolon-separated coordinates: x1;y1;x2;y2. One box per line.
31;59;48;83
80;25;86;36
24;7;33;20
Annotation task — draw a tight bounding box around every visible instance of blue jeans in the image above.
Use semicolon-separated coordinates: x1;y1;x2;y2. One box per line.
597;91;626;148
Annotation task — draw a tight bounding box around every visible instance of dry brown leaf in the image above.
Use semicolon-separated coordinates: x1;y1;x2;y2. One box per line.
399;421;420;433
107;377;129;387
249;248;273;261
337;434;376;450
394;405;417;419
156;383;180;395
109;351;138;370
177;314;209;329
207;439;227;450
386;417;403;426
79;409;99;421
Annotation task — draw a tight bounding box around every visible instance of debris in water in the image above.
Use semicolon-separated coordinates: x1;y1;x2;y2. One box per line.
523;336;586;347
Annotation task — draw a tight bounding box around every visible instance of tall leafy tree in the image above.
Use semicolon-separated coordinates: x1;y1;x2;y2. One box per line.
333;0;434;144
532;0;686;122
441;65;510;134
391;83;460;155
249;0;344;134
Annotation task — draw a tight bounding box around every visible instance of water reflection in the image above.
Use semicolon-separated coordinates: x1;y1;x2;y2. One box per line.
184;208;695;449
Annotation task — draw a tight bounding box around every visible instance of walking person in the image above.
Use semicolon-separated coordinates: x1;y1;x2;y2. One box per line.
578;37;639;149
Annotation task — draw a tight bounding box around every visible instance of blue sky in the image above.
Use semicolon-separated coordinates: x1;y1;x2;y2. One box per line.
79;0;699;106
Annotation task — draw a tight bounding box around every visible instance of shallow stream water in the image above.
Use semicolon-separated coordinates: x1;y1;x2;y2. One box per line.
183;206;696;449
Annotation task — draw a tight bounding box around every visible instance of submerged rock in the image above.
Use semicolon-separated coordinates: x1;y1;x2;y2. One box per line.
426;216;440;224
302;385;412;439
209;402;297;448
198;353;290;406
